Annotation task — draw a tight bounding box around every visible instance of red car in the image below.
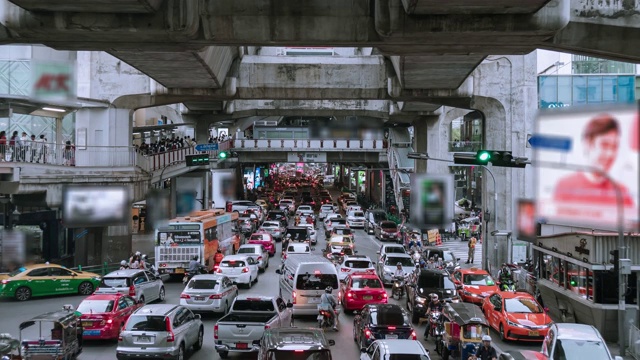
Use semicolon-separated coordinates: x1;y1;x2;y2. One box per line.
481;291;553;342
452;268;500;304
340;272;387;312
77;293;142;340
247;232;276;256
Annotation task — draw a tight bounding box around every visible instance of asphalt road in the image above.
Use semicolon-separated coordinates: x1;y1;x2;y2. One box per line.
0;226;540;360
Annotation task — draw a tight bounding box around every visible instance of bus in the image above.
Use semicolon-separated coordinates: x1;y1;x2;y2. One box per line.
154;209;240;278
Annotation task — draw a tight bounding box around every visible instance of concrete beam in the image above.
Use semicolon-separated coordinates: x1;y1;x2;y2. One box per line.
109;46;237;88
228;99;391;119
400;0;552;14
8;0;163;13
544;0;640;63
401;55;485;89
238;151;383;164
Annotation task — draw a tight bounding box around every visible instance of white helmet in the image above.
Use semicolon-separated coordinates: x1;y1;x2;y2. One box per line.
135;251;141;256
120;260;127;266
141;254;148;260
482;335;492;342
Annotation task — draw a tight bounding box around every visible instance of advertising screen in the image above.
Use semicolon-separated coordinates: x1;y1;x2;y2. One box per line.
62;185;129;227
410;174;454;229
535;105;639;231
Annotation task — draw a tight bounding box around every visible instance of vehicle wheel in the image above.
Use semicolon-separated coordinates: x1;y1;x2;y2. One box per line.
318;319;323;328
15;286;32;301
139;296;145;304
353;324;358;342
158;287;166;302
193;328;203;350
219;351;229;359
411;309;420;324
500;323;506;341
265;259;269;268
78;281;94;295
442;346;450;360
254;275;259;284
176;343;185;360
247;278;253;289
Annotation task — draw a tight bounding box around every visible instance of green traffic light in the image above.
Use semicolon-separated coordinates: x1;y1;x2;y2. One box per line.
477;151;491;162
219;151;228;159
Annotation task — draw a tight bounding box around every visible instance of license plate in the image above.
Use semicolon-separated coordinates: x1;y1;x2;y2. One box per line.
83;330;100;336
175;268;184;274
363;296;373;300
236;343;248;349
385;334;398;339
308;297;321;304
529;331;539;336
82;322;92;327
194;296;205;300
136;336;151;343
317;315;324;320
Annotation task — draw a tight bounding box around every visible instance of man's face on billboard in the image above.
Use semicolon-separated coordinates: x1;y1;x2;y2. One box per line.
585;129;619;172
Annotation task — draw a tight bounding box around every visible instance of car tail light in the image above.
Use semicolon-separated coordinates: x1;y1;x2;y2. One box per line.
216;268;222;273
128;286;135;297
265;325;270;330
209;294;222;299
382;292;388;298
411;330;417;340
292;291;297;304
341;268;350;272
165;317;175;342
1;279;10;285
242;267;249;273
347;292;353;298
180;293;190;299
214;324;219;340
388;326;396;330
257;256;263;261
364;329;372;339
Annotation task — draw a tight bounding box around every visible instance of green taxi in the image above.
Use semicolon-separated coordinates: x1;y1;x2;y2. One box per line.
0;263;101;301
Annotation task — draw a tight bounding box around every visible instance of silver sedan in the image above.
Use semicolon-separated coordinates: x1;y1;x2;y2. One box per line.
179;274;238;314
237;243;270;272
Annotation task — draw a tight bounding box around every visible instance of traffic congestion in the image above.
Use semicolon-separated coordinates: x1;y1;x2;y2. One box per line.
0;166;621;360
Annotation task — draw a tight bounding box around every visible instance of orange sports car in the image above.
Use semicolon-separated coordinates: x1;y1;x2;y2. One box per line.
481;291;553;342
451;268;499;304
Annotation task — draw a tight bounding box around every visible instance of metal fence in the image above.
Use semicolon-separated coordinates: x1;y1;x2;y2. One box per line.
68;257;156;276
630;324;640;359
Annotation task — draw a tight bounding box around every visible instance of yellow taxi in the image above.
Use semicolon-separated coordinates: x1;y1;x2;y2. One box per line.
0;263;101;301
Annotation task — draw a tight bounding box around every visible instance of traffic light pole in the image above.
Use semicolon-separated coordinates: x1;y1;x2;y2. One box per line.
528;160;627;356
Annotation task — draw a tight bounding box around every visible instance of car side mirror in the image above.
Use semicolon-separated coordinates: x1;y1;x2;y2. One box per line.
494;306;501;311
286;302;293;308
194;314;202;320
275;269;282;274
456;285;463;290
360;347;367;353
328;339;336;346
376;251;380;254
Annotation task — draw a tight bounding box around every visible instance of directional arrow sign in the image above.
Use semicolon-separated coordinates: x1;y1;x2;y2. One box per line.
527;134;572;152
195;143;218;151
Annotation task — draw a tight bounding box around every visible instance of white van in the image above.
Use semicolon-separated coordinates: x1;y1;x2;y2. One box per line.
276;254;341;317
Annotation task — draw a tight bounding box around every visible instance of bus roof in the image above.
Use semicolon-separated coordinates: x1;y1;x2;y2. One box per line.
169;209;238;227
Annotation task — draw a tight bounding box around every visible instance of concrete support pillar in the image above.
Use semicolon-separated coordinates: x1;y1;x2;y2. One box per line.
55;117;63;147
194;120;211;145
74;106;133;166
204;170;212;210
413;117;430;174
103;225;132;266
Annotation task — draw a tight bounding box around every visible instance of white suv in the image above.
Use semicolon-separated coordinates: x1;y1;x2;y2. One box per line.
346;210;366;228
319;204;335;220
336;255;375;281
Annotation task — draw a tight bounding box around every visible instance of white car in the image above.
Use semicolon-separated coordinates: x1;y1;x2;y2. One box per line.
215;255;259;288
179;274;238;314
236;244;269;272
376;244;407;263
323;213;344;232
283;243;313;260
377;253;415;285
318;204;335;220
296;205;314;216
278;199;295;213
343;200;358;212
299;223;317;244
259;221;284;240
347;210;366;228
337;255;375;281
360;340;429;360
347;205;363;213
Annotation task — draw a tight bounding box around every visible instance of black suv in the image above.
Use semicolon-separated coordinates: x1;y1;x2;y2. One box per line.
353;304;416;350
257;328;335;360
405;269;459;323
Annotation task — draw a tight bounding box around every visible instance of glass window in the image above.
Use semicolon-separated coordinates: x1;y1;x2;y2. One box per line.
541;254;553;282
587;76;603;103
370;308;409;326
295;273;338;290
573;76;587;105
27;268;49;277
554;339;611;360
557;76;572;106
125;315;167;331
618;76;635;103
187;279;218;289
504;298;543;313
351;278;382;289
50;267;73;276
539;76;559;108
462;274;495;286
602;76;617;103
77;300;115;313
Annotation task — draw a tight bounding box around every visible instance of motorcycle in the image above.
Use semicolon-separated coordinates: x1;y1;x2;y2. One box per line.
428;310;446;353
182;266;208;284
500;278;517;292
317;308;338;330
392;276;405;299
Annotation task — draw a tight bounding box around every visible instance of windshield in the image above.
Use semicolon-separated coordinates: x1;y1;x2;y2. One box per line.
238;248;259;255
350;212;364;217
388;356;430;360
418;275;455;289
463;274;495;286
187;279;218;290
267;350;331;360
296;273;339;290
351;278;382;289
381;222;397;230
442;252;456;262
125;315;167;331
373;212;387;222
554;339;610;360
386;257;414;267
504;298;543;313
385;246;406;254
77;299;115;313
101;277;129;288
9;267;26;277
344;260;372;269
334;228;352;235
321;206;333;211
232;300;274;312
249;235;267;241
288;245;310;252
221;260;246;268
371;308;409;326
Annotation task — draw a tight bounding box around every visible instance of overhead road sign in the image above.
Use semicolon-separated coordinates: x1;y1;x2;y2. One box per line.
527;134;572;152
195;143;218;151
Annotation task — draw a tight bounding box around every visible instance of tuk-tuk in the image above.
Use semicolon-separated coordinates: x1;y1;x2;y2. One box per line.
0;333;21;360
19;305;82;360
438;302;490;360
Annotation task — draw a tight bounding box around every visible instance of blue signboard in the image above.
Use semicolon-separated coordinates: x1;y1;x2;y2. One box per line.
528;134;572;151
195;143;218;151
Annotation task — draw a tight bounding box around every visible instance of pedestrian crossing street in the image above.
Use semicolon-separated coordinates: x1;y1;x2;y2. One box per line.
431;236;482;266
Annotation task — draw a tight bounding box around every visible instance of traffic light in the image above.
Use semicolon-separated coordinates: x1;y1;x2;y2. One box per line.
218;151;228;160
610;249;619;275
453;150;526;168
186;154;209;166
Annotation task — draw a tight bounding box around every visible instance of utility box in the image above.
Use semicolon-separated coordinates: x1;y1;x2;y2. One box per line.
620;258;632;275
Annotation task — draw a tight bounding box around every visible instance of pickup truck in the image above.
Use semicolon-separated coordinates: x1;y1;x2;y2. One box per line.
214;295;293;358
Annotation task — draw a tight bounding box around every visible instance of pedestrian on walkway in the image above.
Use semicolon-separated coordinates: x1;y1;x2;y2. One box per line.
466;236;477;264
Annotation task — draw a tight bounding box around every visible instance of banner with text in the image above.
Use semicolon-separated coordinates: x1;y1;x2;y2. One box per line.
287;152;327;163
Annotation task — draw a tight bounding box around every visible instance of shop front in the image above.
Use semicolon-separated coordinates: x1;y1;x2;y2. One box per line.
532;232;639;342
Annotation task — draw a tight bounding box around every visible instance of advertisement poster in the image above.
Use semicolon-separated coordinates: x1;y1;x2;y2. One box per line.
410;174;454;229
516;199;537;242
156;231;201;246
535;106;639;231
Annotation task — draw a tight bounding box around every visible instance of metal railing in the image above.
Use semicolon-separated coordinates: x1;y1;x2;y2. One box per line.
630;324;640;359
227;138;387;151
69;257;156;276
0;143;140;168
448;141;482;152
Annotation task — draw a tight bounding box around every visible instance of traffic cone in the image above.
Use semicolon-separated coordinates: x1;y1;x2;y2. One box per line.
436;233;442;246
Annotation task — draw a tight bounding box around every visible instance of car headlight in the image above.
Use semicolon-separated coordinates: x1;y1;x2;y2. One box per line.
416;297;426;304
507;320;527;328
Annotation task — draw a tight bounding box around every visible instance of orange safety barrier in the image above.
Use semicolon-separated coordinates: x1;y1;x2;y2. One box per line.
435;233;442;246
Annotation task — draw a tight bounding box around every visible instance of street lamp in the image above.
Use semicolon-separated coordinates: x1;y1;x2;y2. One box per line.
407;152;497;271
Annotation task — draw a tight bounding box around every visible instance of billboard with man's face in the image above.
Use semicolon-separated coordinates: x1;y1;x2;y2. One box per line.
535;105;639;232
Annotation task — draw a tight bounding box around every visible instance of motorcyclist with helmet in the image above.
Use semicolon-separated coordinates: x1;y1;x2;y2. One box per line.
424;294;443;340
282;234;292;257
392;262;405;296
472;335;498;360
498;263;513;290
119;260;129;270
317;286;338;330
